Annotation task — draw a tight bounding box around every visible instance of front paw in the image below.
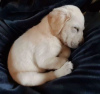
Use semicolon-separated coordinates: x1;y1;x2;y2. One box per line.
54;61;73;78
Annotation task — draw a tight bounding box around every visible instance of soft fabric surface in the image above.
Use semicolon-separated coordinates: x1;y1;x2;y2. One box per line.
1;0;100;94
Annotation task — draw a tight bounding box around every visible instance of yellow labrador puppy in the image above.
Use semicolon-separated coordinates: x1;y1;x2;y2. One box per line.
8;5;84;86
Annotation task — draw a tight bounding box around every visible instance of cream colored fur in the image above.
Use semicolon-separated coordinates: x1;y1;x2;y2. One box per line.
8;5;85;86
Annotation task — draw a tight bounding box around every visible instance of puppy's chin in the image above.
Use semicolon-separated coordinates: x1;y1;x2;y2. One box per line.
60;38;78;49
66;42;78;49
70;46;78;49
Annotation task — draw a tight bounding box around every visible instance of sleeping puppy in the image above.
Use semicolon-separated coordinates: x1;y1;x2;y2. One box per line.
8;5;85;86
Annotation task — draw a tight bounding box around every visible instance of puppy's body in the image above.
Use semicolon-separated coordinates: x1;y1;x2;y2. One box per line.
8;5;84;86
9;17;61;72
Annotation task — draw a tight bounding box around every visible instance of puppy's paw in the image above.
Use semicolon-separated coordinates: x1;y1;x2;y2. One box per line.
54;61;73;78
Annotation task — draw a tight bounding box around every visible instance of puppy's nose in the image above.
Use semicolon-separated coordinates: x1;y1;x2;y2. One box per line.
79;38;84;46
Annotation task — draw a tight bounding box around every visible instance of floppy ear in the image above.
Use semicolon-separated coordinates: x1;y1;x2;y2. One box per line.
48;8;70;36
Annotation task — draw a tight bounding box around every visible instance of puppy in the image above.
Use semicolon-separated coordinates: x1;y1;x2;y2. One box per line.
8;5;85;86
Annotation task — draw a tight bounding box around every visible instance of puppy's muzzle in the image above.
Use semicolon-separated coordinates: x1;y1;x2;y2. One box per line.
79;38;84;46
71;38;84;48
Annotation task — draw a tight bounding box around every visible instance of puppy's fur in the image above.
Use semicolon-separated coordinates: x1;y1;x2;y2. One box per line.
8;5;85;86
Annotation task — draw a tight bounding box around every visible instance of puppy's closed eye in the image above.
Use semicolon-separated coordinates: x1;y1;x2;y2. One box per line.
74;27;79;32
72;27;79;33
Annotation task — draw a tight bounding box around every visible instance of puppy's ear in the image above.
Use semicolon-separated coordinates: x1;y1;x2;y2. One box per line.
48;8;70;36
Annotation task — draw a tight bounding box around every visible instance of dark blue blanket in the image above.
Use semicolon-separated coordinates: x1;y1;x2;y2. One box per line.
1;0;100;94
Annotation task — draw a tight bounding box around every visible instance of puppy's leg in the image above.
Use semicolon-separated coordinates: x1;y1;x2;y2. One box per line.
14;71;56;86
14;61;73;86
38;57;67;70
58;45;71;58
38;45;71;70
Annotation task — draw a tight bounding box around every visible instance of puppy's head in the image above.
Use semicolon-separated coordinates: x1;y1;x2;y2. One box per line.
48;5;85;48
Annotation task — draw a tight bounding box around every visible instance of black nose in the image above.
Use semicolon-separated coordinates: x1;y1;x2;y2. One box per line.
79;42;82;46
